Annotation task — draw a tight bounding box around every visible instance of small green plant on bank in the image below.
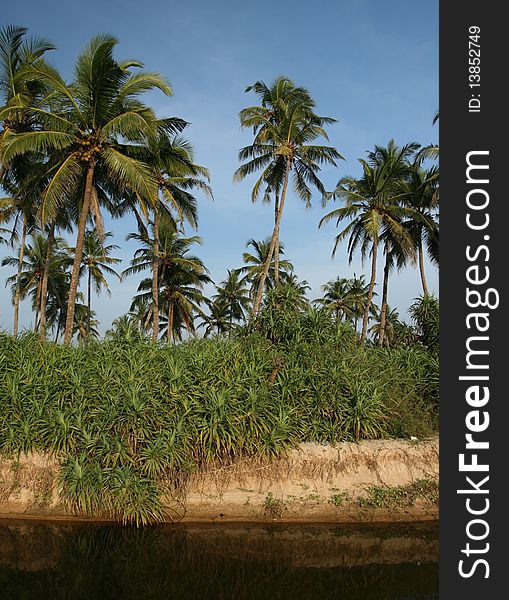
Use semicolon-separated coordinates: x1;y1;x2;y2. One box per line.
263;492;286;518
329;491;351;507
357;479;439;510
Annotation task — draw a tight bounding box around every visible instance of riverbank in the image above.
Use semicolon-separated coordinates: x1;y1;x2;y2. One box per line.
0;437;438;523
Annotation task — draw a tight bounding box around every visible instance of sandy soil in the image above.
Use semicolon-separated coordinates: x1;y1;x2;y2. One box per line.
0;436;438;523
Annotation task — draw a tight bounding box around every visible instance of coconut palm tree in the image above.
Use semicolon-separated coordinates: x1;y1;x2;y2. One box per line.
212;269;251;328
2;233;71;332
365;141;420;346
410;294;439;353
348;275;372;332
369;305;402;347
0;25;55;121
38;200;76;340
235;76;342;315
313;277;358;321
126;225;210;343
279;274;310;311
72;304;99;344
0;34;178;343
126;301;152;336
113;134;212;341
0;161;48;335
0;26;55;335
79;229;121;339
239;237;293;300
198;299;231;337
320;141;418;343
0;196;16;245
401;165;439;295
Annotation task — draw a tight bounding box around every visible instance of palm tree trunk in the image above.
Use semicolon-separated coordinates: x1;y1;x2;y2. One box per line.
39;222;55;341
87;269;91;341
252;159;290;316
152;209;160;342
378;240;391;347
13;215;27;337
418;239;429;296
34;281;41;333
167;301;173;346
64;164;95;344
360;237;378;344
274;193;280;287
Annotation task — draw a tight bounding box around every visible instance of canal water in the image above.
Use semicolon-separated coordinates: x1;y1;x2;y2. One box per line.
0;520;438;599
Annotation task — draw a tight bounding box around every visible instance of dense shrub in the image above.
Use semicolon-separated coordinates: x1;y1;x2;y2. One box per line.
0;309;438;523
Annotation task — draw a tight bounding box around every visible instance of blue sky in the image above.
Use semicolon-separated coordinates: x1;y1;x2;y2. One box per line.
0;0;438;333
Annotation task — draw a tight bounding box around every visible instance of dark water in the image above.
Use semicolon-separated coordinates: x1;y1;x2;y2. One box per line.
0;520;438;600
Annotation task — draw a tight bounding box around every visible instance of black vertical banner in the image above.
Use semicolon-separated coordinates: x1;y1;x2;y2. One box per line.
440;2;507;597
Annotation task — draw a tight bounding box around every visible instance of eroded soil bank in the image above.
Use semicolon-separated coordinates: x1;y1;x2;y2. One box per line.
0;437;438;523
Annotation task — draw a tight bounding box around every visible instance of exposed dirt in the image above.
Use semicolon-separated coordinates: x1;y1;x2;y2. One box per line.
0;437;438;523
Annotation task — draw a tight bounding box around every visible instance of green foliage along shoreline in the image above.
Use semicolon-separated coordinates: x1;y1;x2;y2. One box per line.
0;303;438;525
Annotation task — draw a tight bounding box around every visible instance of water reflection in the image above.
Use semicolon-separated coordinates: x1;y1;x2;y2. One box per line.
0;520;438;599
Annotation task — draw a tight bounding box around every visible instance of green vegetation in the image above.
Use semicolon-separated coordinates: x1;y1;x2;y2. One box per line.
0;300;438;523
357;480;439;510
263;493;286;519
0;27;439;524
329;491;351;507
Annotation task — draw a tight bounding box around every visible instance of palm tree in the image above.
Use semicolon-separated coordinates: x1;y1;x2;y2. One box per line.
0;34;177;343
276;275;310;312
113;135;212;342
410;294;439;353
126;225;210;343
213;269;251;329
72;303;99;344
401;165;439;295
369;305;402;347
347;275;371;332
314;277;358;321
0;26;55;335
38;201;75;340
126;301;152;336
366;142;420;346
320;141;418;343
0;192;14;228
198;299;231;337
0;196;16;245
2;233;71;332
235;76;342;315
1;169;44;335
79;229;121;339
47;290;86;342
239;237;293;300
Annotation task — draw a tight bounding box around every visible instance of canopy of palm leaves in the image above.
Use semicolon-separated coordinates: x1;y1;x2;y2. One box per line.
2;233;71;332
320;141;421;343
212;269;251;325
126;224;211;342
235;76;343;314
198;299;231;337
73;304;99;343
0;34;184;343
314;277;362;321
240;238;293;297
